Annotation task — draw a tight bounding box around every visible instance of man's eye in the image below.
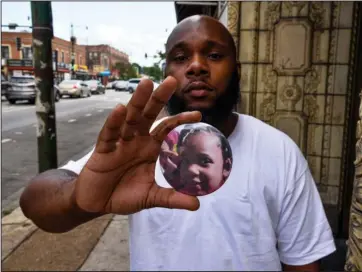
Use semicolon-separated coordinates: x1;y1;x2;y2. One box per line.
208;53;223;60
174;55;187;62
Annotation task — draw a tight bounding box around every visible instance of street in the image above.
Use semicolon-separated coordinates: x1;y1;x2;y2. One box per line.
1;90;132;214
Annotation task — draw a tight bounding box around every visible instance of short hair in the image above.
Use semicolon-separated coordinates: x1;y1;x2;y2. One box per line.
177;124;233;164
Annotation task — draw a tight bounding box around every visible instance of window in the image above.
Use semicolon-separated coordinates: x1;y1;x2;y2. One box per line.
61;51;64;63
22;47;33;59
89;52;93;59
1;46;10;59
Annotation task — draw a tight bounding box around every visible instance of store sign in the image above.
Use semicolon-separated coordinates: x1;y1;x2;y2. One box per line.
7;59;33;67
57;62;69;70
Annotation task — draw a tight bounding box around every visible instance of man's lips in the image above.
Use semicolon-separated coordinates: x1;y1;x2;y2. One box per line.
184;81;213;98
189;89;209;97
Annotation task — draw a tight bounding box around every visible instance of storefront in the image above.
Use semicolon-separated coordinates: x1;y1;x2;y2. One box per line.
6;59;34;77
97;70;111;85
73;64;91;81
54;62;70;84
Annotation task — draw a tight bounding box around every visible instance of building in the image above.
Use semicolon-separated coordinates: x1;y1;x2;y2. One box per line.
86;44;129;85
1;31;87;82
1;32;129;84
174;1;362;270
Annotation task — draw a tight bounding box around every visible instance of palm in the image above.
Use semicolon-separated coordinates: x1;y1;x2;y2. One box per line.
74;77;201;215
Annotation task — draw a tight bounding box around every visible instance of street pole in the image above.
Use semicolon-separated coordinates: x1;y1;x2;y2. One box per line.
31;1;58;173
70;23;76;79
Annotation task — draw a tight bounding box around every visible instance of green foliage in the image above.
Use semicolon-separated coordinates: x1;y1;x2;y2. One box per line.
113;62;138;80
142;63;162;81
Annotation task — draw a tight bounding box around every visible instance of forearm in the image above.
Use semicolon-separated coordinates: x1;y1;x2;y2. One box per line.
20;169;105;233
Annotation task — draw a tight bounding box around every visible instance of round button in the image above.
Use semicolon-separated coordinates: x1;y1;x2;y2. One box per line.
159;122;233;196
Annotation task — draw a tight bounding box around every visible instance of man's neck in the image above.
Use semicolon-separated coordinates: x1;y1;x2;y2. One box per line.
205;111;238;138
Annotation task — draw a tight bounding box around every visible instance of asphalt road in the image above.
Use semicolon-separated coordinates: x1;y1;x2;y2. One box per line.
1;89;132;214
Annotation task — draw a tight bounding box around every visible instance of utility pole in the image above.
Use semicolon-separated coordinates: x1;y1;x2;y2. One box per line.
70;23;76;79
31;1;58;173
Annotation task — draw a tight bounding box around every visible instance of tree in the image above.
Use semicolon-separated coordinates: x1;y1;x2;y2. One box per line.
113;62;138;80
142;63;162;81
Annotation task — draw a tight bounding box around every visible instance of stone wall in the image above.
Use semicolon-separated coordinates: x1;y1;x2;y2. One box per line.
227;1;359;232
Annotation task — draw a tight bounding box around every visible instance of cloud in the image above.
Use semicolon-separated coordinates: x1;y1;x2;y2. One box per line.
94;24;167;66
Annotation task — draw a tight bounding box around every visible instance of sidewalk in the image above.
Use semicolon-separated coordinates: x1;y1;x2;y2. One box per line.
1;207;130;271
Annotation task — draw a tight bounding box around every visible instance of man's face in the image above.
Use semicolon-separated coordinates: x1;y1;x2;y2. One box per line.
165;16;237;123
179;132;228;196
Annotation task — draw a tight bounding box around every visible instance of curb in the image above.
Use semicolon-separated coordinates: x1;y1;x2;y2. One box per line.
2;145;95;262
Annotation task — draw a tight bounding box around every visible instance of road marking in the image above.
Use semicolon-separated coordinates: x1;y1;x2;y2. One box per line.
85;113;92;117
68;119;76;123
2;139;12;143
15;132;23;135
97;109;104;112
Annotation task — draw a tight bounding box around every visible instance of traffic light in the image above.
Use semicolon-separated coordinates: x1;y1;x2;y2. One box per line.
16;37;22;51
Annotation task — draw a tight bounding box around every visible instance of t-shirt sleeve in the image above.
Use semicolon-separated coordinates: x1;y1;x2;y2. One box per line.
277;167;336;266
59;147;95;175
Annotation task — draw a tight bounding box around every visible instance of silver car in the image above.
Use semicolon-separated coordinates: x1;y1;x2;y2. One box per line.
58;80;91;98
6;75;61;104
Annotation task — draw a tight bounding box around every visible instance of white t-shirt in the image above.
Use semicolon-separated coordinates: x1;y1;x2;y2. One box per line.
60;113;336;271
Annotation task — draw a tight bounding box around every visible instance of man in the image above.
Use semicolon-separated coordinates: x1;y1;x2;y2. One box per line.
20;15;336;271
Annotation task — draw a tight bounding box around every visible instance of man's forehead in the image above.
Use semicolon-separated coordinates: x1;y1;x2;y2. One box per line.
166;15;232;51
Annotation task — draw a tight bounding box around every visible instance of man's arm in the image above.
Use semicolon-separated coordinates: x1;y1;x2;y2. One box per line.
20;169;104;233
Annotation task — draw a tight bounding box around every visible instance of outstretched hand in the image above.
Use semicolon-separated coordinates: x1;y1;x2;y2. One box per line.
74;76;202;215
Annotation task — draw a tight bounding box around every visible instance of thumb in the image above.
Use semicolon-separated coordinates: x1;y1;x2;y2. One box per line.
148;184;200;211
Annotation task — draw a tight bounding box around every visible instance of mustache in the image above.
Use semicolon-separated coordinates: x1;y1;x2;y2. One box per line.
182;80;214;93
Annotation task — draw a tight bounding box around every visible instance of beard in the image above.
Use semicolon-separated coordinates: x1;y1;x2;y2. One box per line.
166;69;240;127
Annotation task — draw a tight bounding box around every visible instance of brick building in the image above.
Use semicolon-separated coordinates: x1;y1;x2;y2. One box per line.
86;44;129;84
1;32;128;84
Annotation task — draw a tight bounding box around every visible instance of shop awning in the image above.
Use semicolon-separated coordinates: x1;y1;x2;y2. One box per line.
99;70;111;76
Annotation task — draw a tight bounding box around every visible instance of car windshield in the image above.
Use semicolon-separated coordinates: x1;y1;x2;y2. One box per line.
10;77;34;84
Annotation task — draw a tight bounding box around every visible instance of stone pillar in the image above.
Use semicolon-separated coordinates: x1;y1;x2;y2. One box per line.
345;91;362;271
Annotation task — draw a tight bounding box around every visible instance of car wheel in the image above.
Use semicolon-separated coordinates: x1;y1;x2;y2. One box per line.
128;87;133;93
79;90;84;98
87;91;91;97
8;99;16;105
55;92;60;102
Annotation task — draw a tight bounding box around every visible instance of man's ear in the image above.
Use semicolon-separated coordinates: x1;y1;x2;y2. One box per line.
223;158;232;178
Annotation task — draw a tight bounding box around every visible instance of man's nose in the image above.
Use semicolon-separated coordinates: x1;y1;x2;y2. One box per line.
186;55;209;78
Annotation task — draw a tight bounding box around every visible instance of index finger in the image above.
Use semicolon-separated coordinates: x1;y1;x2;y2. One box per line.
141;76;178;130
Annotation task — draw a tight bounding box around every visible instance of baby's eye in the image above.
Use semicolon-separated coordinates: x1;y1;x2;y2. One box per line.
200;158;212;166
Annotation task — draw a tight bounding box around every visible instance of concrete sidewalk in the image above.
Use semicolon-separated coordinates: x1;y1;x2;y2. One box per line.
1;207;130;271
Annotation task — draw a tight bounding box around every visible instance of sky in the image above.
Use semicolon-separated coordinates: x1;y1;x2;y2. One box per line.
1;1;177;66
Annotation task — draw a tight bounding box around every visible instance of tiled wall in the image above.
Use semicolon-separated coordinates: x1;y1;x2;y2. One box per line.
228;2;358;213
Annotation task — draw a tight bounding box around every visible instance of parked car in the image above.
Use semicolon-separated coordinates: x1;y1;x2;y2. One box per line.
85;80;105;94
127;78;142;94
58;80;91;98
6;75;61;104
114;80;128;91
1;74;10;97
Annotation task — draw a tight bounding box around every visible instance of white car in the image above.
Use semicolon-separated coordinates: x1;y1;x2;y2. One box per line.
58;80;92;98
127;78;141;93
114;80;128;91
